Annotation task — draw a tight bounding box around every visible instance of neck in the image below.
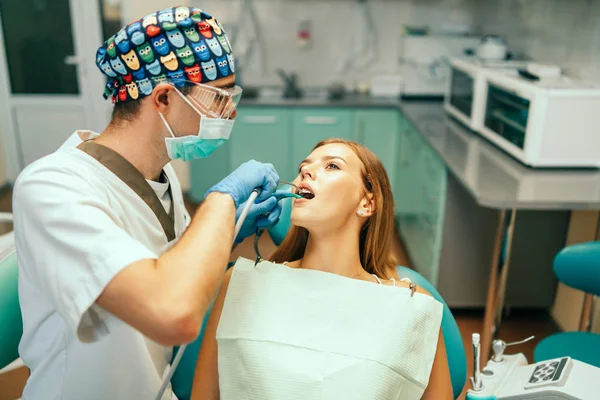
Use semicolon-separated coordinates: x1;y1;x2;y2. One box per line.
94;117;169;181
301;225;365;278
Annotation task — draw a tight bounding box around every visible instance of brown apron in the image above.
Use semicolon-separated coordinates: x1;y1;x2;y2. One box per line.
77;141;176;242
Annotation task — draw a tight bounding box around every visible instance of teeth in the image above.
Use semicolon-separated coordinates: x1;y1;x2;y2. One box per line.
298;187;315;200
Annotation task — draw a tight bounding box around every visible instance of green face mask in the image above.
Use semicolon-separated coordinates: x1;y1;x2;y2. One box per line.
158;112;235;161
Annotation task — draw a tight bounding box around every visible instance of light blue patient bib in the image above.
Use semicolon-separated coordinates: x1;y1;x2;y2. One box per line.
216;258;444;400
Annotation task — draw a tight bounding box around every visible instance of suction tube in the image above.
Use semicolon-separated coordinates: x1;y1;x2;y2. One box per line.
155;189;260;400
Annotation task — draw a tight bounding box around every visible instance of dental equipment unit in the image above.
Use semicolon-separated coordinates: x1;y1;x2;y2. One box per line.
467;332;600;400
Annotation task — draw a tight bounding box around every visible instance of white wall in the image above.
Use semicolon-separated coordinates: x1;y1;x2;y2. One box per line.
471;0;600;82
190;0;477;87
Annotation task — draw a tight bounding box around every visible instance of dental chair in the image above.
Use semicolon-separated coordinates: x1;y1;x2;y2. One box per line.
534;241;600;367
269;198;467;399
0;213;23;371
172;198;467;399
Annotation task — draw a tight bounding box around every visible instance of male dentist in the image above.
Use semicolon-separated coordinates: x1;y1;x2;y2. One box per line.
13;6;279;399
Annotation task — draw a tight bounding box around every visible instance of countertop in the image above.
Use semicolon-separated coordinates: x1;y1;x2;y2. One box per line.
240;95;600;210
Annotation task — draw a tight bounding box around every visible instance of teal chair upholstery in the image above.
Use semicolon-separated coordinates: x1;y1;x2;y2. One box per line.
269;198;467;399
534;241;600;367
0;249;22;370
171;305;213;399
396;266;467;399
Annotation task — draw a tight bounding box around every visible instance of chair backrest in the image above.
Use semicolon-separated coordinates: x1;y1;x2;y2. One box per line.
395;266;467;399
553;241;600;297
0;249;22;370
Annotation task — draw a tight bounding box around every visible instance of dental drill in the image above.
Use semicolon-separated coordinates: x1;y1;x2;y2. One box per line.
155;185;306;399
154;189;260;400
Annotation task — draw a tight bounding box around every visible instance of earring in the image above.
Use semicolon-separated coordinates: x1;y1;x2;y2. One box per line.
358;210;364;216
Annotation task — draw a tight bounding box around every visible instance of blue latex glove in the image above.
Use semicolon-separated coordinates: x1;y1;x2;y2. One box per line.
234;194;284;244
204;160;279;207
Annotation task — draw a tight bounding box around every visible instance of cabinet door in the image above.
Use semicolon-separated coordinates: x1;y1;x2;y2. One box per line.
413;143;447;287
291;108;355;170
230;108;293;181
356;109;400;195
396;123;423;217
188;140;231;203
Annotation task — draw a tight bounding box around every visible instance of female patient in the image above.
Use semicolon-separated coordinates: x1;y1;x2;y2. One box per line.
192;139;453;399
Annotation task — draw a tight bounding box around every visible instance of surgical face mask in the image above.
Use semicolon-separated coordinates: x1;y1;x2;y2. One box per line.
158;88;236;162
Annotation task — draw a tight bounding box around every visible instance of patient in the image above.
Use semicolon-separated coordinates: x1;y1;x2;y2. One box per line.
192;139;453;399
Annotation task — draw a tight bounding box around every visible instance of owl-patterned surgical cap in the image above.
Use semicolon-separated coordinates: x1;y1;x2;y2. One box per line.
95;6;235;103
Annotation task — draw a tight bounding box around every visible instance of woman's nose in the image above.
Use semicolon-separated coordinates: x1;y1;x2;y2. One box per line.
301;165;314;180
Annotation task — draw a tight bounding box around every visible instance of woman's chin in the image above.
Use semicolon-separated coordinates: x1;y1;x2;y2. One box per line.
290;209;319;229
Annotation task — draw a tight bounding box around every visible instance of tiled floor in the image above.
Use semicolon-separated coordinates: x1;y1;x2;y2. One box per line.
0;190;559;399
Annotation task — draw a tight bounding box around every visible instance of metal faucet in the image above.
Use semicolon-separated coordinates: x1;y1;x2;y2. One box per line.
277;69;302;99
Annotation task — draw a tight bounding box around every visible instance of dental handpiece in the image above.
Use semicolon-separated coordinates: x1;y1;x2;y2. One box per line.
471;333;483;391
155;190;261;400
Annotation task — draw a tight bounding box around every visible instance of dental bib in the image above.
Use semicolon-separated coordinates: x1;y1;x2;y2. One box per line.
216;258;444;400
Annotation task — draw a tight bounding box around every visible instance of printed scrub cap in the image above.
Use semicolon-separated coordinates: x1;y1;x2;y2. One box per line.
96;6;235;103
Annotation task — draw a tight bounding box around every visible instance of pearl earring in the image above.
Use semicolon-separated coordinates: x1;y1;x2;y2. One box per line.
358;210;364;216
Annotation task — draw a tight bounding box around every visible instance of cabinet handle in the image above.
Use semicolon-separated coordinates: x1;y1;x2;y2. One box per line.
242;116;277;124
303;116;338;125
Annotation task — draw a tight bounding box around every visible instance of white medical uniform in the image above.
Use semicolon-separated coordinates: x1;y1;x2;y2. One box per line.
14;131;191;400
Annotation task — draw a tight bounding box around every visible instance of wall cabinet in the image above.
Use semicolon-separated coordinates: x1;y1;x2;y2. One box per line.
188;141;231;203
230;109;292;181
355;109;400;196
395;118;447;287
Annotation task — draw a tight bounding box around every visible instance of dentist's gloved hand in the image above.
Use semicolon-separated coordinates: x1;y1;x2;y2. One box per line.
204;160;279;207
234;195;283;244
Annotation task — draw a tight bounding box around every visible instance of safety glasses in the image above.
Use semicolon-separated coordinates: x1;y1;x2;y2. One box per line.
173;80;243;119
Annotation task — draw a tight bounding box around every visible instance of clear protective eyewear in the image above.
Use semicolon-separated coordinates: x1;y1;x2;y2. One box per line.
172;80;243;120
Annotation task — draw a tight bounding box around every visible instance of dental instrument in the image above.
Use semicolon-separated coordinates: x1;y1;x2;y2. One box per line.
470;333;483;391
156;184;305;399
155;189;260;400
254;228;264;266
467;332;599;400
253;184;304;266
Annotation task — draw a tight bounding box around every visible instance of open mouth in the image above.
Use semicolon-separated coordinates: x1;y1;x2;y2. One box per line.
298;187;315;200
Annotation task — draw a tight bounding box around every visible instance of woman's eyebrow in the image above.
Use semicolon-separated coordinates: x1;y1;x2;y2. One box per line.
322;155;347;164
299;155;347;168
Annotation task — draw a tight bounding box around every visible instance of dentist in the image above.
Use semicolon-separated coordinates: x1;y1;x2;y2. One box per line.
12;6;279;400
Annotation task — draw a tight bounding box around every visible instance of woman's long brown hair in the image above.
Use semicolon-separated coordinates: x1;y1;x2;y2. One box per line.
270;138;396;279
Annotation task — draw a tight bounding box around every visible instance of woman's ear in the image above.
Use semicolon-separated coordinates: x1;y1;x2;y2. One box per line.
357;193;375;218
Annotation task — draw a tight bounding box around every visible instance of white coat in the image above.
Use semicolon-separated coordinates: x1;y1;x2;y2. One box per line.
14;131;190;399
